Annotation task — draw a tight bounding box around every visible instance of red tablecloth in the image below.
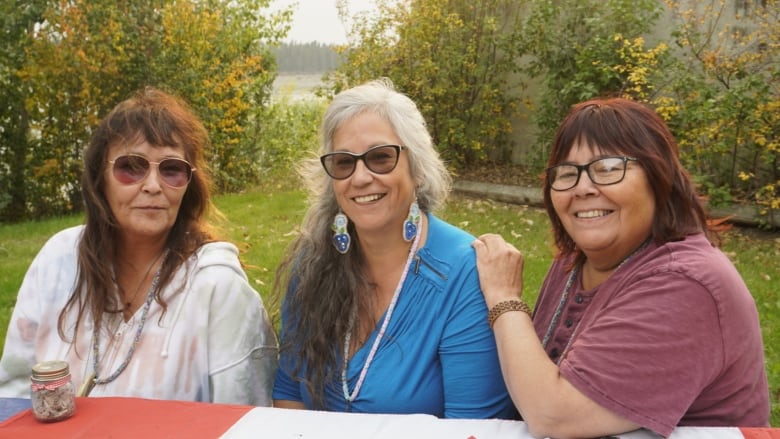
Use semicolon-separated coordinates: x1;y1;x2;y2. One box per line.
0;397;250;438
0;396;777;439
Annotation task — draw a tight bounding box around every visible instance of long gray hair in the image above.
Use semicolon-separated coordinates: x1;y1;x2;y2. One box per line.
273;78;450;409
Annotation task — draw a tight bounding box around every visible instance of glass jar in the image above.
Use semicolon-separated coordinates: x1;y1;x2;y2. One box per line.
30;360;76;422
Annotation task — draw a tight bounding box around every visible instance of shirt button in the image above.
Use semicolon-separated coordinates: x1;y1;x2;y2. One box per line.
549;348;559;359
565;319;573;327
575;294;583;304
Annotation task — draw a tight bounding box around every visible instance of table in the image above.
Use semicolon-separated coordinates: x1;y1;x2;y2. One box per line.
0;397;777;438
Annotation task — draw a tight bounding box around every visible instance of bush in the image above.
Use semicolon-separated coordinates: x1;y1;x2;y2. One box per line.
253;92;326;178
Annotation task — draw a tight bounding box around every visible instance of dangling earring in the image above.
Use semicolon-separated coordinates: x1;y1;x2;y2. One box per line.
332;212;351;254
403;200;421;242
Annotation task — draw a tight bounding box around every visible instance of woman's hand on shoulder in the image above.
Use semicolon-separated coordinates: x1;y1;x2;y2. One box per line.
471;233;525;308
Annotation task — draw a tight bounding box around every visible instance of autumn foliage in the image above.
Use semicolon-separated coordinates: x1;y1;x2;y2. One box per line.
0;0;290;220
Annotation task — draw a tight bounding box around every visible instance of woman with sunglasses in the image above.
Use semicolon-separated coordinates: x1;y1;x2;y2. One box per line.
0;87;278;405
271;78;515;418
472;97;769;437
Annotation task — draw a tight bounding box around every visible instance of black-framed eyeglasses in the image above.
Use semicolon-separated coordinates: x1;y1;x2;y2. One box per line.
108;154;196;188
320;144;406;180
547;156;638;191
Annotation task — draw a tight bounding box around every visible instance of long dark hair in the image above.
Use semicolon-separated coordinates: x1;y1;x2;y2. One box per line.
58;86;217;344
543;97;710;266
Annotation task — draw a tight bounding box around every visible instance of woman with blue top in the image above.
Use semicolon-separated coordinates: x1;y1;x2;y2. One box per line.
272;78;515;418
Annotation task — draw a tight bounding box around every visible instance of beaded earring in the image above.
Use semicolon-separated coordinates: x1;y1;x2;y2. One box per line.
332;212;351;254
403;200;421;242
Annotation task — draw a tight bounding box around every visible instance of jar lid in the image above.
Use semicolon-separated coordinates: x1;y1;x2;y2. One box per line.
32;360;70;381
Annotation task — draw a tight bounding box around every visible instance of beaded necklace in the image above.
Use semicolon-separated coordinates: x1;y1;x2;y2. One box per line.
341;218;422;405
79;268;161;396
541;239;651;363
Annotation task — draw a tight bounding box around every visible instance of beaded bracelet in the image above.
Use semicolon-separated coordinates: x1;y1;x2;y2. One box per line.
487;299;532;328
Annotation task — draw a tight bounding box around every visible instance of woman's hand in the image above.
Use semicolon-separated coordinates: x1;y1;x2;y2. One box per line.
471;234;525;309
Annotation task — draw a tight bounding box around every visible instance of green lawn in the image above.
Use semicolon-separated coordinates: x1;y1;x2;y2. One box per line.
0;184;777;425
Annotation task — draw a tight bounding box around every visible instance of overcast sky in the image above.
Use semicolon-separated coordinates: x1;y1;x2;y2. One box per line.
271;0;378;45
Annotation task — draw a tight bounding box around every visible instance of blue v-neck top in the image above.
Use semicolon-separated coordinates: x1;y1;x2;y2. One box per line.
273;214;516;419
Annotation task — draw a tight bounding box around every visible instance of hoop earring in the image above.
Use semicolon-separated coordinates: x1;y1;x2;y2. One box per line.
403;200;421;242
332;212;351;254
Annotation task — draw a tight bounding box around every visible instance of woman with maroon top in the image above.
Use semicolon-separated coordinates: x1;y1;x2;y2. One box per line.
472;97;769;438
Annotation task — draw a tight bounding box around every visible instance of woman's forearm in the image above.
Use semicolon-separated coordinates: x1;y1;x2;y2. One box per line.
490;310;639;439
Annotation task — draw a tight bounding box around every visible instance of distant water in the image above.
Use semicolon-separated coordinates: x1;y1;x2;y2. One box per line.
273;74;326;101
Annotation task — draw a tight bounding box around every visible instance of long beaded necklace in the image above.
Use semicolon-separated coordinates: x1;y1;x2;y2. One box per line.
78;267;161;397
541;239;651;363
341;218;422;405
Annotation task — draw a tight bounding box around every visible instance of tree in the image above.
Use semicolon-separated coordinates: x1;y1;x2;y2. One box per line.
19;0;152;216
274;42;340;74
660;0;778;222
152;0;289;192
6;0;290;219
0;0;47;221
326;0;527;169
520;0;666;169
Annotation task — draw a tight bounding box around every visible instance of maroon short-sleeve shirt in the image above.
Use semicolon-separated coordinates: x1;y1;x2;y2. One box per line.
533;233;769;436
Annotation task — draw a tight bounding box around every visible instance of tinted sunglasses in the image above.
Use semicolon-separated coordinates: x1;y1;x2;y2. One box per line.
108;154;195;188
320;144;405;180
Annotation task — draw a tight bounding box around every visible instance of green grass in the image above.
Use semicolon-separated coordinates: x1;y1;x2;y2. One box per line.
0;216;84;339
0;185;777;426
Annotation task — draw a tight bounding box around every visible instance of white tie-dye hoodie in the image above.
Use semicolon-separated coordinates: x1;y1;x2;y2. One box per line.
0;225;278;405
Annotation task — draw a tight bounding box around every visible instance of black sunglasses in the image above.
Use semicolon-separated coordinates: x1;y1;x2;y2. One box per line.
108;154;195;188
320;144;405;180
